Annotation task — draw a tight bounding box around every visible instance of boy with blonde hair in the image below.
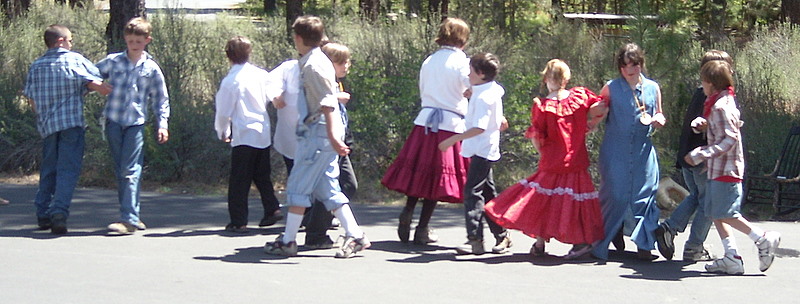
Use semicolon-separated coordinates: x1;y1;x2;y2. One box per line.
97;17;170;235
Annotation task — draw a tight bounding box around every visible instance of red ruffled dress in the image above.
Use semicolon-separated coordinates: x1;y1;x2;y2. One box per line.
485;87;605;245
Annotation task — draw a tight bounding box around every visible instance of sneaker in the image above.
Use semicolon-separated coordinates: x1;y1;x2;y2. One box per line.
564;243;594;260
133;221;147;230
655;222;676;260
304;235;335;249
530;242;545;257
37;217;52;230
455;239;486;255
107;222;136;235
756;231;781;272
491;235;513;254
682;246;715;262
705;254;745;275
224;223;249;234
413;226;438;244
397;208;413;243
335;234;371;258
259;211;284;227
264;235;298;257
50;213;67;235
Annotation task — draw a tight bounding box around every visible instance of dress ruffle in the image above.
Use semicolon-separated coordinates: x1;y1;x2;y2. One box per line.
485;170;605;244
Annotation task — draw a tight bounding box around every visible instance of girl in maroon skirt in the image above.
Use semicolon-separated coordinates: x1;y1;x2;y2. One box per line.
381;18;472;244
485;59;605;259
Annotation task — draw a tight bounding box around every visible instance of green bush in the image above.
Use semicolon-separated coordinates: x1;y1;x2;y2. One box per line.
2;3;800;203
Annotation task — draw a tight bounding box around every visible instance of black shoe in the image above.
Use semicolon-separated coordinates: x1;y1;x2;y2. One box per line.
259;211;284;227
224;223;249;233
655;222;676;260
304;235;335;249
50;213;67;235
612;228;625;252
37;217;52;230
398;208;413;243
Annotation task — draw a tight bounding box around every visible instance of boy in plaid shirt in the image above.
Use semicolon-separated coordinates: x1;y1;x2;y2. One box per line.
96;17;170;235
24;24;110;234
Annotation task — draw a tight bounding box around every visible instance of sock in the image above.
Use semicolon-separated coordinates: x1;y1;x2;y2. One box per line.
748;227;765;242
334;204;363;238
722;236;739;257
282;212;304;243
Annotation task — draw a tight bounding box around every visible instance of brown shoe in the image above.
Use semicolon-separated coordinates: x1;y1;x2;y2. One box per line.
108;222;136;235
413;226;438;244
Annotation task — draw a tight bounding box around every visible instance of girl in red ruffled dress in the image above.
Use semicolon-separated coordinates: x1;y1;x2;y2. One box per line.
485;59;605;259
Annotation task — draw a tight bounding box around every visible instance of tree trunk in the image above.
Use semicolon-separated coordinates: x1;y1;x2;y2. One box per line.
286;0;303;42
1;0;31;18
783;0;800;24
407;0;421;16
359;0;379;21
264;0;277;14
106;0;146;54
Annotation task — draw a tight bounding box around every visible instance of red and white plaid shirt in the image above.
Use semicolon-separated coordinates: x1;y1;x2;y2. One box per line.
688;92;745;180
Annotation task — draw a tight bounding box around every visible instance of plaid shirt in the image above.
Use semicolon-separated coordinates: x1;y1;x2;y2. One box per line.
96;51;169;129
23;48;102;138
688;93;745;180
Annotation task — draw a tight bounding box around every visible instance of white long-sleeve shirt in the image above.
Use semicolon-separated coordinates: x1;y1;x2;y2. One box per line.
265;60;301;159
214;62;272;149
413;46;471;133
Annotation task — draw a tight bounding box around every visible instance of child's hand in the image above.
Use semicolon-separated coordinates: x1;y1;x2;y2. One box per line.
499;117;509;132
683;154;697;166
87;80;113;96
337;92;351;105
272;95;286;109
157;128;169;144
332;139;350;156
438;137;455;151
652;112;666;128
690;117;708;133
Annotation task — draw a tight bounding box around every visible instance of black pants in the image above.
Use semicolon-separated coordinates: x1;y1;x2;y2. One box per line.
227;145;280;226
305;154;358;241
463;156;506;241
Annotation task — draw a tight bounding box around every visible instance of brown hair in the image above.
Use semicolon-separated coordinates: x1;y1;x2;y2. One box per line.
124;17;152;37
700;50;734;75
225;36;252;64
541;59;571;89
470;53;500;81
616;43;645;72
292;15;325;47
44;24;70;48
321;42;351;64
435;18;469;48
700;60;734;91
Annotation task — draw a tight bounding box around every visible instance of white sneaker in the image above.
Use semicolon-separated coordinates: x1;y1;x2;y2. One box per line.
756;231;781;272
335;234;371;258
705;254;744;275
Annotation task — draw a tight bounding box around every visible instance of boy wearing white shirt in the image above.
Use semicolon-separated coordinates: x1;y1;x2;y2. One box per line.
215;36;283;233
439;53;510;255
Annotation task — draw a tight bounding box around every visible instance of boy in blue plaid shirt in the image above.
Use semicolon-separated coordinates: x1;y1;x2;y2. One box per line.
23;24;111;234
96;17;170;235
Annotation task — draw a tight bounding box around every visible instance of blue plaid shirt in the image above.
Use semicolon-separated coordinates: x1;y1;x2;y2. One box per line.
23;48;102;138
96;51;169;129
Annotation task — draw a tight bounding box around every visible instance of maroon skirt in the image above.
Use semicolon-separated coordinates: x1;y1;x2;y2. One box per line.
381;125;469;203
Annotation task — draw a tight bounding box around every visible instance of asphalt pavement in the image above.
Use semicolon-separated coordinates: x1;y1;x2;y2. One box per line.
1;182;798;304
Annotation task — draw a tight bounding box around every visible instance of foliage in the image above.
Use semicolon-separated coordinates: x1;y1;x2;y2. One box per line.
2;2;800;203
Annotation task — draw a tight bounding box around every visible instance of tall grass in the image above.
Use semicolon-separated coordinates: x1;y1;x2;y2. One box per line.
2;3;799;202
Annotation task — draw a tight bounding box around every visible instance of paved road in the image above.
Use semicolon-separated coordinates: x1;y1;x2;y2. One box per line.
1;183;798;303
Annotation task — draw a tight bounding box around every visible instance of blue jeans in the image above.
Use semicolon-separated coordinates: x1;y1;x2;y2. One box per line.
285;123;348;211
665;166;711;249
105;121;144;225
35;127;85;218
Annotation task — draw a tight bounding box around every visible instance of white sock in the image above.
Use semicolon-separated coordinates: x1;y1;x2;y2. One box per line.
333;204;363;238
282;212;304;243
748;227;765;242
722;236;739;257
